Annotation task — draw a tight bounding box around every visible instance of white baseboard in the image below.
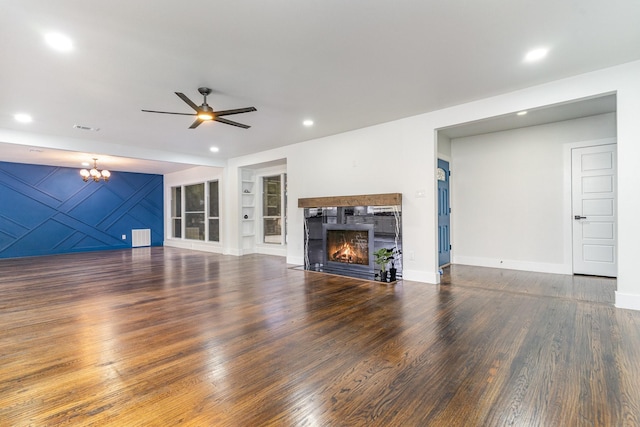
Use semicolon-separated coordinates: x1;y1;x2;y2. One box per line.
164;239;223;254
452;256;572;275
287;255;304;266
615;292;640;311
256;244;287;257
402;269;439;284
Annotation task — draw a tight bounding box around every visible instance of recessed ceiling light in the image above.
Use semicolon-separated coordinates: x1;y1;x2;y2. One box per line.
517;111;528;116
209;146;219;153
524;48;548;63
81;162;90;167
14;113;33;123
303;119;314;127
44;32;73;52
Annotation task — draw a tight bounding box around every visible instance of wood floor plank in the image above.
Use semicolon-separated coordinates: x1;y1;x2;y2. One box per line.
0;248;637;426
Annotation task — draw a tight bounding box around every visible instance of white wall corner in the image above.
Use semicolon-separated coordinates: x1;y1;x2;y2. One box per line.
615;292;640;311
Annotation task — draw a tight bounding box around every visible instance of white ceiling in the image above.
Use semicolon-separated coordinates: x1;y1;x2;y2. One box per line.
1;1;639;174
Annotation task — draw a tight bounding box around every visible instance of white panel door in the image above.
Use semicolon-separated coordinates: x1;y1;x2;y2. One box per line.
572;144;617;277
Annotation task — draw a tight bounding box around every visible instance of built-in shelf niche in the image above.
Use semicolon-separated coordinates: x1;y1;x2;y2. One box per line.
240;169;256;251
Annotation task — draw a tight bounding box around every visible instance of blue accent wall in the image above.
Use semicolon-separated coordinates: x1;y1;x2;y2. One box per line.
0;161;163;259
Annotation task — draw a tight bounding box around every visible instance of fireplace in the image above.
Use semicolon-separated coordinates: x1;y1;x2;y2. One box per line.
322;224;374;276
299;193;402;281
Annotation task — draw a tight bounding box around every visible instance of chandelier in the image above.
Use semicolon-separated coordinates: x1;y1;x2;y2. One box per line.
80;158;111;182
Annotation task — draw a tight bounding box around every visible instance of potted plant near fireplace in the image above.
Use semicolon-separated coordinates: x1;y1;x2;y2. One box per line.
374;247;395;282
389;248;401;282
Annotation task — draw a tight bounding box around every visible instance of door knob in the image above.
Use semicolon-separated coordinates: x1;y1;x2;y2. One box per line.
574;215;587;220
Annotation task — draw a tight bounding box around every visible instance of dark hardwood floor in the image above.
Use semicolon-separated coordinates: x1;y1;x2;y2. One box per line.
1;248;638;426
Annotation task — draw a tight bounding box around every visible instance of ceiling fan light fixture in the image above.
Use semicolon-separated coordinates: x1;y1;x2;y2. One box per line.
141;88;256;129
198;112;214;121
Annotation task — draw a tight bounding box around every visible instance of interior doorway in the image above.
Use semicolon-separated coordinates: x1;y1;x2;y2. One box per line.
571;143;617;277
435;93;617;279
437;158;451;267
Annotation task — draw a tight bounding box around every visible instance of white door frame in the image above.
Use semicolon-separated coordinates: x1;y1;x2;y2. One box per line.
562;137;617;274
255;167;288;257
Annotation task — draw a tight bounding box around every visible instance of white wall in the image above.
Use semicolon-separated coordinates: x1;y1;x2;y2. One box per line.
614;64;640;311
450;113;616;274
218;60;640;310
288;117;438;283
163;165;225;253
437;133;451;159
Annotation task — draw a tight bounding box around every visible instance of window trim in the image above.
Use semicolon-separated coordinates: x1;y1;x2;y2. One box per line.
207;180;220;242
184;183;205;241
260;173;287;245
170;180;220;243
171;186;182;239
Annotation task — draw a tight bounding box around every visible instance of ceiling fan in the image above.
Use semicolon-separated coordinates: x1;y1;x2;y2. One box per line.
142;87;256;129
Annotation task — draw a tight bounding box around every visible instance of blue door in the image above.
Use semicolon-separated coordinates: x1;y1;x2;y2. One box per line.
438;159;451;266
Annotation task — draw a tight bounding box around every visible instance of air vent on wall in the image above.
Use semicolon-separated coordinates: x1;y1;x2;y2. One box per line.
132;229;151;247
73;124;100;131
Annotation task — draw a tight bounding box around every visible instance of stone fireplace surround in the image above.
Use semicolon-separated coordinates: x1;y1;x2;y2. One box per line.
298;193;402;281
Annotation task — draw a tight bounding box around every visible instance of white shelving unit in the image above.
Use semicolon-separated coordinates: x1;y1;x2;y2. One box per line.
240;169;256;252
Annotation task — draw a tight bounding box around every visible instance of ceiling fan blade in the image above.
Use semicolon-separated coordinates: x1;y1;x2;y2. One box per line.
141;109;196;116
175;92;201;112
213;107;257;117
214;117;251;129
189;118;204;129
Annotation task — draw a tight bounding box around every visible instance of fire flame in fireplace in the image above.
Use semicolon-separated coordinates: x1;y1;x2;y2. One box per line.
326;230;369;265
332;242;356;263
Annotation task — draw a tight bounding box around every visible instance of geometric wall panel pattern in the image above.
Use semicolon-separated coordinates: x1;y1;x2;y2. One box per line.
0;161;163;259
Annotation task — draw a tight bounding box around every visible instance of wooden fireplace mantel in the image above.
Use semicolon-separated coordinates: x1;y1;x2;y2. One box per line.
297;193;402;208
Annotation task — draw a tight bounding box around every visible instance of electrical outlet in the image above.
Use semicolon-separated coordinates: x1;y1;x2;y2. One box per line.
122;235;126;240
